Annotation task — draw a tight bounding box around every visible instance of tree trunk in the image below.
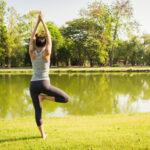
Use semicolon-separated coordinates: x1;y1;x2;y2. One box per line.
90;59;94;67
68;58;71;67
2;60;5;68
123;59;127;65
131;57;135;66
8;58;11;68
78;51;82;66
131;61;135;66
109;49;114;67
51;51;56;66
131;52;136;66
110;17;119;67
65;59;68;66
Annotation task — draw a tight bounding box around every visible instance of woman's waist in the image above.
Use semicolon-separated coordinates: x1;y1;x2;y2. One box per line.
32;69;49;75
31;72;49;79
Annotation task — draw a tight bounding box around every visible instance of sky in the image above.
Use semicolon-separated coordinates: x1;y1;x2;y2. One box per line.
4;0;150;34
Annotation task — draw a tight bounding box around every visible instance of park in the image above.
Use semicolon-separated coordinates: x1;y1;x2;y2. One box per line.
0;0;150;149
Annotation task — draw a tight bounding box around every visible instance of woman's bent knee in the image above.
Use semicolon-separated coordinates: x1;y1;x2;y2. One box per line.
55;95;70;103
64;95;70;103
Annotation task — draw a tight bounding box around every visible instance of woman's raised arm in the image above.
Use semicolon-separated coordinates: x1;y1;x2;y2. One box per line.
39;11;52;56
29;17;40;57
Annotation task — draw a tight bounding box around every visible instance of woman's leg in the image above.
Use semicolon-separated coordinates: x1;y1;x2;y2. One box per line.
40;80;70;104
38;125;47;139
30;80;70;138
30;82;47;139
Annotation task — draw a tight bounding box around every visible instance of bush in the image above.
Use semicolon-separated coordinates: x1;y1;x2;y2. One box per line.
112;64;121;67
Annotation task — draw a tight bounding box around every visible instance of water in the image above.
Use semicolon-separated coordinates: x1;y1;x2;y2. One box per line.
0;73;150;119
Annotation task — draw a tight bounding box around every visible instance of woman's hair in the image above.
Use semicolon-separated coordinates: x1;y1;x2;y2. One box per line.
35;33;46;47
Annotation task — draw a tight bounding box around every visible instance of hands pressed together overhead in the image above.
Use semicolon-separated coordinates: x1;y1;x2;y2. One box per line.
38;11;44;22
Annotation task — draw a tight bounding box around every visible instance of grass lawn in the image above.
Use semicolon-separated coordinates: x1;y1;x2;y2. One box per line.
0;113;150;150
1;67;150;74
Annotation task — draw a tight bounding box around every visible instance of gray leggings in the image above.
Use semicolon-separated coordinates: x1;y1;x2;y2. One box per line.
29;80;70;126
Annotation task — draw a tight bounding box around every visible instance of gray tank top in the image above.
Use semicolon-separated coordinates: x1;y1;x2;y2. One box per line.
31;50;50;81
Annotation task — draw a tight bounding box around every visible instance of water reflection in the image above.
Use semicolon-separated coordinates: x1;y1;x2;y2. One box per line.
0;73;150;119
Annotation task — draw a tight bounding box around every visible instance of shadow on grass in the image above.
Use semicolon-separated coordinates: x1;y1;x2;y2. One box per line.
0;136;41;143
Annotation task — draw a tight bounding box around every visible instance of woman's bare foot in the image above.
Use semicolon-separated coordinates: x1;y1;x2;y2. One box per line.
38;95;43;108
41;133;47;140
38;125;47;140
38;94;55;108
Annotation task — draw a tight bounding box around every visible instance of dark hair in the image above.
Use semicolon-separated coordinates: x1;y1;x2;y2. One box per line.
35;33;46;47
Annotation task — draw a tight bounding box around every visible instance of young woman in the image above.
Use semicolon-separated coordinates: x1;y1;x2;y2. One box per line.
29;11;70;139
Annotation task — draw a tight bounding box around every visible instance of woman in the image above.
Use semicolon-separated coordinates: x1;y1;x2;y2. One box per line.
29;11;70;139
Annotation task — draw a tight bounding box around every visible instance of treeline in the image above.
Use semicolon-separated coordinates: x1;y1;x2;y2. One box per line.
0;0;150;68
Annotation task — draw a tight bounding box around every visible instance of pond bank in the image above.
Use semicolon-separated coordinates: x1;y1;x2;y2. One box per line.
0;113;149;150
1;67;150;74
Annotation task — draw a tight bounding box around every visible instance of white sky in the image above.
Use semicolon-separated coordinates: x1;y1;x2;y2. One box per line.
4;0;150;34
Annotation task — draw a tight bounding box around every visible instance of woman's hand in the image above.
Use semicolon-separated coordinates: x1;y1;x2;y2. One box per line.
38;11;43;21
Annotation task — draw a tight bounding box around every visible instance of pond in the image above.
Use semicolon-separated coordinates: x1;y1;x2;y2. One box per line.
0;73;150;119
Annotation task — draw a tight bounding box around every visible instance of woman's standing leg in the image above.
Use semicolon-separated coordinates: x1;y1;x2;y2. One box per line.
30;82;47;139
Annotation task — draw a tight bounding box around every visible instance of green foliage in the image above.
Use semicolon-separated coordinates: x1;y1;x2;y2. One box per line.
81;0;138;66
57;38;72;66
114;37;145;66
22;10;39;38
0;0;8;67
6;7;25;67
61;17;110;66
61;18;88;66
0;0;148;67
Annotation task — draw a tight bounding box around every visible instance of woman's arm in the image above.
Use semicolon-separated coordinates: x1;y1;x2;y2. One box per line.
40;12;52;56
29;17;40;58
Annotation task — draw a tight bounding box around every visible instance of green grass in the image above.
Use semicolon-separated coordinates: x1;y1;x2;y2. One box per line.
0;113;150;150
1;67;150;74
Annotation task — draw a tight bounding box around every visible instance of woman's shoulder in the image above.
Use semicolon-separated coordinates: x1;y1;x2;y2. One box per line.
29;50;36;61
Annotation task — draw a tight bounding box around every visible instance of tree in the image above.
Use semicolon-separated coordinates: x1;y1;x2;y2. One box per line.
57;38;72;66
114;36;144;66
80;0;137;66
142;34;150;65
114;40;129;65
109;0;136;66
128;37;144;66
62;18;90;66
0;0;8;68
62;16;110;66
6;7;22;68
